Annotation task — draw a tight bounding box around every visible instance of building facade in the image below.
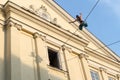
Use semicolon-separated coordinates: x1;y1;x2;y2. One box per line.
0;0;120;80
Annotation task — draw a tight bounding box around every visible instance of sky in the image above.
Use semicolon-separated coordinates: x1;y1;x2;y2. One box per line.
55;0;120;57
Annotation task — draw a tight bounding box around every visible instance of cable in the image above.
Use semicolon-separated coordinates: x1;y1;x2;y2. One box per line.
61;39;120;63
57;0;120;68
62;0;100;46
92;40;120;52
59;0;102;62
62;28;79;46
84;0;100;21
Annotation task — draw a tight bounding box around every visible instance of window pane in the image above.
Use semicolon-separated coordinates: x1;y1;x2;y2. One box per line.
90;70;100;80
108;77;115;80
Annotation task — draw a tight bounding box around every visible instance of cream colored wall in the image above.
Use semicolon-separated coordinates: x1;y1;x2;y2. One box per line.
66;53;83;80
20;32;37;80
0;21;4;80
48;67;67;80
0;7;4;80
6;1;85;52
8;0;88;40
0;24;5;80
1;0;120;80
0;0;7;4
88;54;120;73
19;31;69;80
88;53;120;80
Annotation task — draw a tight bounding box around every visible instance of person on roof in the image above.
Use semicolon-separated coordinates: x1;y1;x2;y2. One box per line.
69;13;88;30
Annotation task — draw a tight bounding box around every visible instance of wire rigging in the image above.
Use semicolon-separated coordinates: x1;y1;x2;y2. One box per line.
59;0;120;62
62;0;100;46
61;39;120;63
84;0;100;21
93;40;120;52
62;28;79;46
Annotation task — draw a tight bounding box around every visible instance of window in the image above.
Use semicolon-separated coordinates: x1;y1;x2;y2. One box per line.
48;48;60;69
90;70;100;80
108;77;115;80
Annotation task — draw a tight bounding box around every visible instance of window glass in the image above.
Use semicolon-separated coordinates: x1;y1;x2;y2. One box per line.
90;70;100;80
108;77;115;80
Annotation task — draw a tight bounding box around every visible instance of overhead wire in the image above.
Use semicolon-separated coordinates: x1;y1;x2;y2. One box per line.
92;40;120;52
60;0;101;64
60;0;120;62
84;0;100;21
62;0;100;46
61;39;120;63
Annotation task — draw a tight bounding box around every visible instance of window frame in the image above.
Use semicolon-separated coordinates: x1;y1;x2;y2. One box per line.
90;70;100;80
47;47;61;69
108;76;116;80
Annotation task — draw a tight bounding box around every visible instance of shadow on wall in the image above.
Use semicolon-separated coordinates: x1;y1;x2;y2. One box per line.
4;53;64;80
0;58;4;80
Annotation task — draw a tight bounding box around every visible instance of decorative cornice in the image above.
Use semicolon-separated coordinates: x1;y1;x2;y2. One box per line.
85;47;120;67
29;4;53;22
5;20;22;31
99;67;107;73
89;58;120;74
42;0;74;25
0;19;4;26
61;45;72;53
116;74;120;78
41;35;46;41
33;32;39;39
79;53;89;60
0;4;3;10
28;1;69;25
83;25;120;62
14;23;22;31
5;21;14;27
33;32;46;41
3;1;89;48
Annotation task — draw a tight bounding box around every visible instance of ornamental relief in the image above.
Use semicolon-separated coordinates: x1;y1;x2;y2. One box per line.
29;5;57;24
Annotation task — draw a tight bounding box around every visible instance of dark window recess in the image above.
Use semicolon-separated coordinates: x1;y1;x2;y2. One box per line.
48;49;60;69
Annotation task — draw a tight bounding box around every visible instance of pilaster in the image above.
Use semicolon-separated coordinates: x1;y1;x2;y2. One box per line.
99;67;108;80
0;4;4;22
5;21;22;80
116;74;120;80
0;5;4;80
79;53;92;80
33;32;48;80
62;45;72;80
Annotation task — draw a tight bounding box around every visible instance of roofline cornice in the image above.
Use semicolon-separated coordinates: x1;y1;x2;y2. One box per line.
42;0;73;20
3;1;89;47
42;0;120;61
85;47;120;66
83;29;120;61
41;0;79;28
